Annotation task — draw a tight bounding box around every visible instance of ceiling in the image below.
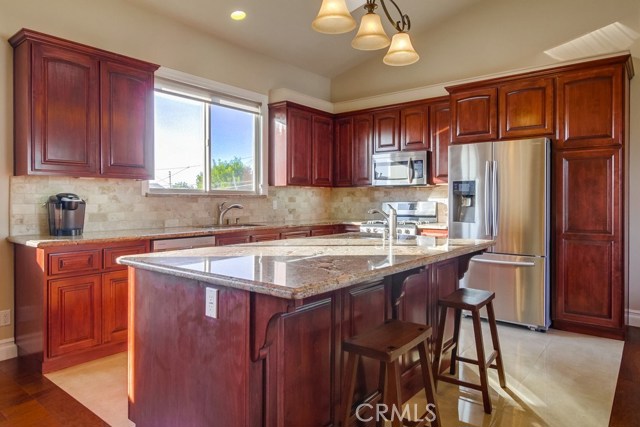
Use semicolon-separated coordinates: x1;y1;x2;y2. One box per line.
124;0;481;78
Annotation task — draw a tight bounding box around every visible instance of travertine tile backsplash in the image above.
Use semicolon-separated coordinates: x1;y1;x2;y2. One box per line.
9;176;448;235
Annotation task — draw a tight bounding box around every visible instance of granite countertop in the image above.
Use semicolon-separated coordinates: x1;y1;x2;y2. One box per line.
7;220;362;248
118;233;493;299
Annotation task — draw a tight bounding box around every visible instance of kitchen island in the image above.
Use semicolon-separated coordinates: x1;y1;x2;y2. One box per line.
119;233;493;427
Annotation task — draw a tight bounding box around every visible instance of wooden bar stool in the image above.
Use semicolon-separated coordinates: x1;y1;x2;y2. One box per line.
342;319;441;427
432;288;506;414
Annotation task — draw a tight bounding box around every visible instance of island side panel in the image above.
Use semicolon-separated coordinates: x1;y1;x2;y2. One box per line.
129;268;251;427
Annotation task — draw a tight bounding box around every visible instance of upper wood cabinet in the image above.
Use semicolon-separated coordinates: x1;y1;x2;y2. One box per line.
373;109;400;152
556;65;624;149
450;87;498;143
429;101;450;184
333;116;354;187
269;101;333;187
352;114;373;186
499;77;554;139
401;104;430;151
10;29;158;179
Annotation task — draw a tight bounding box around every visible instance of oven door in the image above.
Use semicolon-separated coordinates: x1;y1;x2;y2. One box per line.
372;152;426;186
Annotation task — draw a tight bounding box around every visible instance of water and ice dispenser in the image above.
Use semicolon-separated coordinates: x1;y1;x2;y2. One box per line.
451;181;476;223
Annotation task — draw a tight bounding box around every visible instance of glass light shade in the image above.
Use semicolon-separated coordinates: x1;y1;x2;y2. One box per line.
383;32;420;66
312;0;357;34
351;12;390;50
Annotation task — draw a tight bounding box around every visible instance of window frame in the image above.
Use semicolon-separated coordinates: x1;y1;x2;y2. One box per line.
146;67;269;196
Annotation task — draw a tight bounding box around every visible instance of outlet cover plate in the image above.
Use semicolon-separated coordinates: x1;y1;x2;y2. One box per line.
205;288;218;319
0;310;10;327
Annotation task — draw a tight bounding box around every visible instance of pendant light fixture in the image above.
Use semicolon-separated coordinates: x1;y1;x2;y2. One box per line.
313;0;419;66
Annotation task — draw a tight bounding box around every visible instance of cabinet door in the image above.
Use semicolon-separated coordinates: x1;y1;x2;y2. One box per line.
333;117;353;187
431;258;458;351
287;108;313;185
499;77;554;139
101;60;155;179
429;102;450;184
401;105;429;151
352;114;373;186
48;274;102;357
450;87;497;143
310;226;335;236
553;148;623;332
102;270;129;344
312;115;333;186
250;232;280;242
280;230;311;239
216;234;252;246
394;269;430;373
373;109;400;152
556;66;624;149
29;43;100;176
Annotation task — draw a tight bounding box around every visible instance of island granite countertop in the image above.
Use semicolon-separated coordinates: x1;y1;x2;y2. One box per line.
118;233;493;299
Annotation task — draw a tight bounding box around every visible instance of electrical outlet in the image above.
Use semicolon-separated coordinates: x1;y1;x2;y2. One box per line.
205;288;218;319
0;309;10;327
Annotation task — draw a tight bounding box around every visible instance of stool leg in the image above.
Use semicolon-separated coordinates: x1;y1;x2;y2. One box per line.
471;310;492;414
486;301;507;388
418;341;441;427
378;361;388;410
432;305;448;389
342;353;360;427
384;360;403;427
449;308;462;375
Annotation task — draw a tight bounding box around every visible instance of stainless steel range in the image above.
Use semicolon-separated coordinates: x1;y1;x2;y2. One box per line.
360;201;437;235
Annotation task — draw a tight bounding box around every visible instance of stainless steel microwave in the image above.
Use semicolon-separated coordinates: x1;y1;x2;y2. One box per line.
372;151;427;186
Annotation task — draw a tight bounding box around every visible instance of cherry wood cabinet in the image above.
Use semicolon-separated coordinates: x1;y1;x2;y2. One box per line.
429;101;450;184
10;29;158;179
498;77;554;139
373;109;400;152
333;116;354;187
352;114;374;186
450;87;498;143
100;60;155;178
556;66;624;149
401;104;430;151
216;234;252;246
14;240;149;372
269;101;334;187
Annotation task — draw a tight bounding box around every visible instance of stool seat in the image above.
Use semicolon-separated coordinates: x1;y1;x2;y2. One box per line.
343;319;431;362
439;288;495;309
342;319;441;427
432;288;506;415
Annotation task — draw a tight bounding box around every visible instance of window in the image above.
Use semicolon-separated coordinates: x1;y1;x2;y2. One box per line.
149;70;267;195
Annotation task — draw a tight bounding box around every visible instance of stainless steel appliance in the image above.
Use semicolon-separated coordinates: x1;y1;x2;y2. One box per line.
372;151;427;186
360;201;437;235
448;138;550;331
151;235;217;252
47;193;86;236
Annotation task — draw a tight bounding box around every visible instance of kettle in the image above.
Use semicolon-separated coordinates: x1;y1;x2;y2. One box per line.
47;193;86;236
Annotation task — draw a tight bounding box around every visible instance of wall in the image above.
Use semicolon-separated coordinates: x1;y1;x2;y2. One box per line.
0;0;333;344
628;57;640;325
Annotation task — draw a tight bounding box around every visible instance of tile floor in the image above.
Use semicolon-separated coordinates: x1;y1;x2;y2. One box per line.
45;319;623;427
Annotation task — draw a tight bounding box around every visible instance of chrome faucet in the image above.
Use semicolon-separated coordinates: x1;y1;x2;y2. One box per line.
218;202;244;225
368;204;397;239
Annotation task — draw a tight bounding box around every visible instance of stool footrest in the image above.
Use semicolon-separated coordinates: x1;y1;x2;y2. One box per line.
435;374;483;391
457;350;499;369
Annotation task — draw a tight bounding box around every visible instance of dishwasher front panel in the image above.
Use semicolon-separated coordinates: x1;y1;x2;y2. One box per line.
460;252;549;330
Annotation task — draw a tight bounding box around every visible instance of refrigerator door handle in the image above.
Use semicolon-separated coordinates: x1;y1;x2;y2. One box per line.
492;160;499;236
484;160;491;236
471;258;536;267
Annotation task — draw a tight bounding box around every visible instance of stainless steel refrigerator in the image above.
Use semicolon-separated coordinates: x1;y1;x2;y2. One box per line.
448;138;550;331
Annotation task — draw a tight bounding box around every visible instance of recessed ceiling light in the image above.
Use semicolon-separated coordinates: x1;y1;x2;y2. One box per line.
230;10;246;21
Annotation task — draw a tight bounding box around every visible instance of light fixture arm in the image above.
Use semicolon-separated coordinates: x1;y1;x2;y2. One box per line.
378;0;411;32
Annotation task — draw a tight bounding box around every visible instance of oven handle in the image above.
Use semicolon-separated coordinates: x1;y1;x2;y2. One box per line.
408;158;415;183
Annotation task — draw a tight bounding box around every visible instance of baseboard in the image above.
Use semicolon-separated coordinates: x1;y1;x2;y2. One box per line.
627;309;640;327
0;338;18;362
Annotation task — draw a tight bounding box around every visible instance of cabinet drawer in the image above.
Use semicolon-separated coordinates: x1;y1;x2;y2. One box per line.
104;244;148;271
49;250;101;276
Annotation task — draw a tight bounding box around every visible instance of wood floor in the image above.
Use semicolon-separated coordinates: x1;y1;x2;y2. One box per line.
609;326;640;426
0;356;107;426
0;327;637;426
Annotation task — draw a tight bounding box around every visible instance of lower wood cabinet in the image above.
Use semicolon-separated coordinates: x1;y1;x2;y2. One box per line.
15;240;149;372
